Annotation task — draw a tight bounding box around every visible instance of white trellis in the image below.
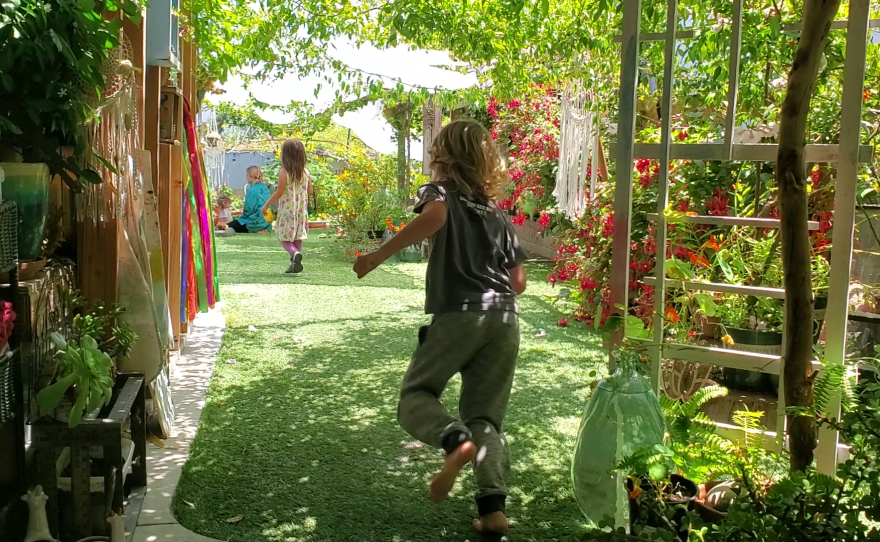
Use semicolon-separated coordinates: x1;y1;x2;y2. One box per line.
608;0;875;474
554;80;600;218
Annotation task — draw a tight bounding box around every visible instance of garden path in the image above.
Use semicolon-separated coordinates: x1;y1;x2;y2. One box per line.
169;235;605;541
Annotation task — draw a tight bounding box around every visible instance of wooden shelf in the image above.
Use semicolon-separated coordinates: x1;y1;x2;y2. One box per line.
643;276;786;299
647;213;820;231
664;342;782;374
632;339;824;375
609;142;874;163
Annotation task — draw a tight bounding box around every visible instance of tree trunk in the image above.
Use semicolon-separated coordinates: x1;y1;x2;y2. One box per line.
777;0;840;473
395;102;410;193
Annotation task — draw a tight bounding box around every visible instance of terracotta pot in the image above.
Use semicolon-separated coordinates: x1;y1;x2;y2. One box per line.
699;315;722;339
695;481;736;524
628;474;698;541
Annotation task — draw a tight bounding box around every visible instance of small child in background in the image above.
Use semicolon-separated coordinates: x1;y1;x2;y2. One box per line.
262;139;313;274
353;119;527;536
214;196;233;230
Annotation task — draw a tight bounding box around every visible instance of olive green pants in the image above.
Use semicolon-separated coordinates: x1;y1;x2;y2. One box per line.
397;310;520;513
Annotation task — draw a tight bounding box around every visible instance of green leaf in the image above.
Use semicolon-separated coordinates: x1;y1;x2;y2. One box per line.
693;294;717;317
79;169;103;184
36;373;78;411
716;251;734;281
0;73;12;92
0;115;21;135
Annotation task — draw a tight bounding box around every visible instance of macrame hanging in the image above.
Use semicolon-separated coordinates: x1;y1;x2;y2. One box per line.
554;80;599;219
77;30;140;223
200;108;225;190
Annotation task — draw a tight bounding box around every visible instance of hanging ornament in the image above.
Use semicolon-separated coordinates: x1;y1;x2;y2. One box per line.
554;79;599;218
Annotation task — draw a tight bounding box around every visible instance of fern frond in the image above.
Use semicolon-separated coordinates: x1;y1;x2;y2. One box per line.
811;472;841;495
814;363;847;417
682;385;728;417
659;394;682;417
733;408;765;449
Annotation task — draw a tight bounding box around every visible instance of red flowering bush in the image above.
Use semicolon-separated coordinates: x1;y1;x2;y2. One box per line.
546;155;837;330
489;84;562;230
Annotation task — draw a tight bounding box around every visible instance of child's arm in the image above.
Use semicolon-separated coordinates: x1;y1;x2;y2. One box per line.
510;265;527;295
307;170;314;196
261;169;287;215
353;201;446;278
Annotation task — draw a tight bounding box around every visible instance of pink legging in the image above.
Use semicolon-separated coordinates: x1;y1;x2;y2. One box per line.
281;240;302;257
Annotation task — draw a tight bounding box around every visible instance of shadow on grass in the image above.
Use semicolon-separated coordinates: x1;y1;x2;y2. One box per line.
175;237;604;541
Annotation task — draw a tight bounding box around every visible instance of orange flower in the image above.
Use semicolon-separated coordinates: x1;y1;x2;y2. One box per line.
685;211;698;216
721;334;735;345
386;218;393;224
665;306;680;323
688;251;710;269
399;222;406;228
629;483;642;500
865;89;872;101
703;234;720;251
355;251;362;257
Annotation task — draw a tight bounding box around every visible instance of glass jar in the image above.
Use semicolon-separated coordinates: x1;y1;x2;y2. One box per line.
571;353;666;530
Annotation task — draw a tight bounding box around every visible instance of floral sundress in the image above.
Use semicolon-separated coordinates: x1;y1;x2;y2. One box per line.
274;169;310;242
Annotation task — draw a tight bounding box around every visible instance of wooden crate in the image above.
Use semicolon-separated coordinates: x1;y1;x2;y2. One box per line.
31;373;147;541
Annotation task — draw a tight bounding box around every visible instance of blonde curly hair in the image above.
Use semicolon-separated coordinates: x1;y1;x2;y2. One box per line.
429;119;509;200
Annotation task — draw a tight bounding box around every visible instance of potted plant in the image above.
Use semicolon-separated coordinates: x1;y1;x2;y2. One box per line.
0;0;140;188
35;333;115;428
33;296;137;427
1;0;141;267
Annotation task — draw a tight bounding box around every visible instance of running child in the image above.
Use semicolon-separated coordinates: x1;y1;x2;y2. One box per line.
262;139;312;274
353;119;527;536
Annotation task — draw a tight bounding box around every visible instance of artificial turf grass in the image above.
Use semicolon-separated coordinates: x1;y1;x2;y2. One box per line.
173;235;607;541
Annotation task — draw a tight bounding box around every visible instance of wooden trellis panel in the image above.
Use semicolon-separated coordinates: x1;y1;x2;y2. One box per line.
609;0;874;474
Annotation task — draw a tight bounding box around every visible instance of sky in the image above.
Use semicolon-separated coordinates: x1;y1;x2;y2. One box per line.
207;39;479;156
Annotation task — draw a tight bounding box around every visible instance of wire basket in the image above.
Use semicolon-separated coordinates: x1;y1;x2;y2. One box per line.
0;201;17;274
0;349;17;425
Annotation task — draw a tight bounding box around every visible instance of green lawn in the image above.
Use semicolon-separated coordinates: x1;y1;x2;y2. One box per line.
174;235;606;541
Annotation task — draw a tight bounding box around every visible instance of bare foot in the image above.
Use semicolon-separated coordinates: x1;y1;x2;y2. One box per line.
429;440;477;502
473;512;508;535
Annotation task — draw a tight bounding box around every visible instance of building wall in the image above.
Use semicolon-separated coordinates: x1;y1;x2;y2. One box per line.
223;151;276;189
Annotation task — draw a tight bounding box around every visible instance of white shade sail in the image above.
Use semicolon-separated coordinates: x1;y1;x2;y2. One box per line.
209;39;478;156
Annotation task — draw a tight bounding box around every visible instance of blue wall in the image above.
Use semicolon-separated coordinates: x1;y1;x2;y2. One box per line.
223;151;276;190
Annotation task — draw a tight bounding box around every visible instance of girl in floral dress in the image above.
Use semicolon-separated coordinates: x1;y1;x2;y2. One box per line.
262;139;313;274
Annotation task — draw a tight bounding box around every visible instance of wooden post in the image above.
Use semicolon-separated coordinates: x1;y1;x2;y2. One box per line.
77;219;119;304
816;0;870;474
608;0;642;366
648;0;679;393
